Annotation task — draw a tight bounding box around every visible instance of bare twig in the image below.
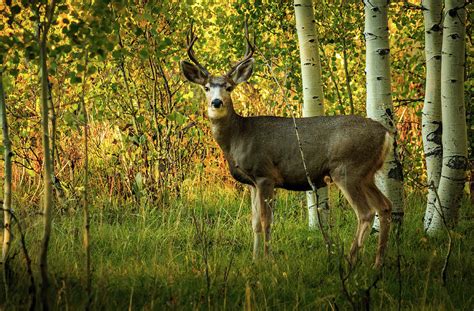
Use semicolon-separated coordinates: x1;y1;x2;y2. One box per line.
255;48;333;253
429;181;453;286
0;208;36;311
361;269;382;310
337;245;356;309
393;98;424;107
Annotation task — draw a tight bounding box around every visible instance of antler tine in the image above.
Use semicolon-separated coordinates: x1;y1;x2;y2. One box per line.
226;20;255;77
186;22;210;77
243;18;255;58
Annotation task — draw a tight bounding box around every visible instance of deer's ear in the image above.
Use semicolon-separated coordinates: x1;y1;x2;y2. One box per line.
229;58;254;84
181;60;208;85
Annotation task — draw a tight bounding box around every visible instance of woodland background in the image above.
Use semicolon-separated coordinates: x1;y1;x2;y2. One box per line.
0;0;473;310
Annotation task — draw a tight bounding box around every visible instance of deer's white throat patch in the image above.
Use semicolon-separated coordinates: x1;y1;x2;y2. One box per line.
208;106;228;119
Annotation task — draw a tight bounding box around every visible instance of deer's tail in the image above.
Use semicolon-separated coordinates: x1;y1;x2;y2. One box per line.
376;131;393;171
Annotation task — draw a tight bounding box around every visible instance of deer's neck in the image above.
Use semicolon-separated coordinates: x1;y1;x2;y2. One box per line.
209;108;242;154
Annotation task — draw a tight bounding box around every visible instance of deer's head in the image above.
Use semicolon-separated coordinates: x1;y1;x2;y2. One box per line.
181;24;254;120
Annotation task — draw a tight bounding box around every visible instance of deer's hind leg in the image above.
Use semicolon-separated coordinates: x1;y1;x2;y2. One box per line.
334;176;375;266
365;182;392;268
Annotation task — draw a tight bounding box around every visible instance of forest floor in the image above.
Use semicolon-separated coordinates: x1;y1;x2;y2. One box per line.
1;186;473;310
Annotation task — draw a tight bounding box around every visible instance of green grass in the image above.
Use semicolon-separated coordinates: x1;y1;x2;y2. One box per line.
2;187;474;310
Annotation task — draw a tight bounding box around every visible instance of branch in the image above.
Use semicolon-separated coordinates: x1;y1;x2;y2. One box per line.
255;48;333;252
338;245;356;309
402;1;427;11
393;98;424;107
41;0;57;44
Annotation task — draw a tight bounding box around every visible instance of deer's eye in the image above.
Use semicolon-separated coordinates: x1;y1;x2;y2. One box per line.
226;86;232;92
204;86;210;92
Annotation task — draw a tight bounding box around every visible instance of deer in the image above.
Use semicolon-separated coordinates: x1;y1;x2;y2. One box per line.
180;25;393;268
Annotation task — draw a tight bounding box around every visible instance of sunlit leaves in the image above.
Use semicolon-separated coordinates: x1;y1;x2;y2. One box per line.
0;0;439;197
166;111;187;125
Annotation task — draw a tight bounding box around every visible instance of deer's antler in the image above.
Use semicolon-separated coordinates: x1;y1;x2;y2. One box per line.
186;22;210;77
226;20;255;77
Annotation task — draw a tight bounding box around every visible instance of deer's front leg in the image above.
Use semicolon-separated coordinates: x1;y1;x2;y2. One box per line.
250;186;262;259
256;178;274;256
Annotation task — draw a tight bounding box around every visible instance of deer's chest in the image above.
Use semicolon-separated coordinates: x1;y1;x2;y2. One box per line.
226;154;255;185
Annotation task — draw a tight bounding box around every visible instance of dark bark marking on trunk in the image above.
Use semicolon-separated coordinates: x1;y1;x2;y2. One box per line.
426;121;442;145
431;24;442;32
376;48;390;55
425;147;443;157
446;156;468;170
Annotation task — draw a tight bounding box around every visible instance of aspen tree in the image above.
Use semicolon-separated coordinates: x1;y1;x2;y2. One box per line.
427;0;467;232
294;0;329;228
421;0;443;230
0;70;12;265
364;0;404;229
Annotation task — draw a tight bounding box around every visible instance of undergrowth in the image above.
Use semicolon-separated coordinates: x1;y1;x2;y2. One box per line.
1;186;473;310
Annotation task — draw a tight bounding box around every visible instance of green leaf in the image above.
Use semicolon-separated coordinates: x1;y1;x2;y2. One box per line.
139;48;149;60
167;112;187;125
9;68;19;77
64;111;77;127
136;115;145;124
10;5;21;15
104;41;115;52
69;22;80;33
87;65;97;75
112;50;122;59
69;73;82;84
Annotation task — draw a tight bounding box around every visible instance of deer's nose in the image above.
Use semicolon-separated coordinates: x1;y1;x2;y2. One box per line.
211;99;223;108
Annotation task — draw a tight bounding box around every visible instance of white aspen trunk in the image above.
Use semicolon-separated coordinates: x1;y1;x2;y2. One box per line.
364;0;404;230
294;0;329;229
427;0;467;233
0;71;12;264
421;0;443;231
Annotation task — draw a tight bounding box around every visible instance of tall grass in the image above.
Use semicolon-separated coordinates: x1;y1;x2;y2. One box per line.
2;186;473;310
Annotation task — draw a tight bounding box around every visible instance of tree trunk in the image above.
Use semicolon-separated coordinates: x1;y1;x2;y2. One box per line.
38;2;56;307
364;0;404;229
81;53;92;309
0;71;12;265
427;0;467;233
421;0;443;231
294;0;329;229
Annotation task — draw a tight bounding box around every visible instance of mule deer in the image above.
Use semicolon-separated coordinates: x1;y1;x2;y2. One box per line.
181;25;392;268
